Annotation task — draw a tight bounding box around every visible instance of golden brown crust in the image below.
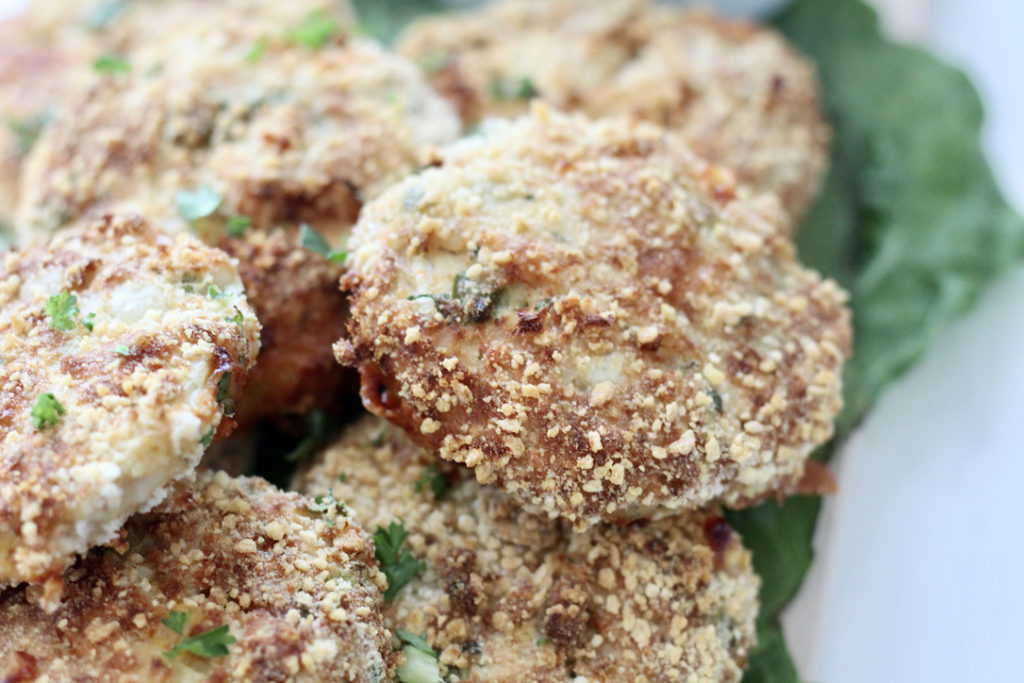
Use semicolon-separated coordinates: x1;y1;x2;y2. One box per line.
0;213;260;593
14;4;458;421
294;416;759;682
0;471;394;682
399;0;830;220
340;107;851;528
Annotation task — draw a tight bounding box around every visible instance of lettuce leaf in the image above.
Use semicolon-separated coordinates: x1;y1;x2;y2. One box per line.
731;1;1024;680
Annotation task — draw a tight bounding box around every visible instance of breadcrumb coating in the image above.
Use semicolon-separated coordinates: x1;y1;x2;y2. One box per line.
0;213;260;597
0;470;394;682
339;107;851;528
15;3;459;421
399;0;830;220
295;416;759;682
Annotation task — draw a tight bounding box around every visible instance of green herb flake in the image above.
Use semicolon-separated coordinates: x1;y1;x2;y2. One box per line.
535;637;549;646
298;223;346;264
396;630;441;683
200;428;215;447
208;285;229;300
307;491;347;517
113;344;130;356
163;624;236;660
374;520;426;601
93;54;130;74
216;373;236;417
161;611;188;635
414;464;449;500
226;307;245;336
337;472;348;483
284;10;339;50
175;185;221;223
487;76;537;101
245;37;269;63
286;409;339;463
45;291;79;331
5;113;49;156
82;312;96;332
31;393;65;430
225;215;252;237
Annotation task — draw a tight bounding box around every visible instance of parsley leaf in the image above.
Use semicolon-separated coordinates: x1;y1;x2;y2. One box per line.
31;393;65;430
161;611;188;635
226;307;245;336
298;223;346;264
113;344;130;356
307;491;347;518
487;76;537;101
200;428;215;447
284;10;339;50
374;520;425;601
208;285;229;300
216;373;236;417
285;409;339;462
93;54;130;74
414;465;449;500
45;291;79;331
164;624;236;659
225;215;252;236
175;185;221;223
396;630;441;683
82;312;96;332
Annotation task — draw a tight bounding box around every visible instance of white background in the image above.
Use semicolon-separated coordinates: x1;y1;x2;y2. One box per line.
1;1;1021;680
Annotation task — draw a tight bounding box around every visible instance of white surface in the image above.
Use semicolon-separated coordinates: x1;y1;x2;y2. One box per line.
784;1;1024;680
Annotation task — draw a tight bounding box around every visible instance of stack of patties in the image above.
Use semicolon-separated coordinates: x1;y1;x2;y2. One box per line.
0;0;851;681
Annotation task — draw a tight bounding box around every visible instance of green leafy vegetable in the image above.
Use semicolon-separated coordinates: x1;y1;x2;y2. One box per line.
163;623;236;659
284;10;339;50
298;224;346;264
729;1;1024;680
414;464;449;500
374;520;425;601
31;393;65;430
200;428;215;447
93;54;130;74
45;291;79;331
225;215;252;236
175;185;221;223
396;630;442;683
82;312;96;332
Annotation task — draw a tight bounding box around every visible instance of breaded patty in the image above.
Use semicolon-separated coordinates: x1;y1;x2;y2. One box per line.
0;470;394;682
16;14;459;421
0;213;260;597
339;107;851;528
399;0;830;220
294;416;759;682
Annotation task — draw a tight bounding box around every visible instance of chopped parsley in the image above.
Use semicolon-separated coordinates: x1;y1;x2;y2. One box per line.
408;273;502;325
92;54;130;74
298;223;346;264
226;307;245;336
487;76;537;101
396;630;441;683
6;113;49;155
200;428;215;447
82;312;96;332
175;185;221;223
225;215;252;237
535;637;550;646
285;409;339;462
161;611;235;660
45;291;79;331
337;472;348;483
208;285;229;300
31;393;65;430
414;465;449;500
284;10;339;50
216;373;236;417
374;520;425;601
245;37;269;63
307;490;347;516
113;344;130;356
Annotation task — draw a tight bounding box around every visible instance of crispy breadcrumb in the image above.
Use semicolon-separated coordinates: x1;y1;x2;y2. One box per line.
399;0;830;220
15;3;458;422
0;213;259;597
295;417;759;682
340;107;850;528
0;470;394;682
